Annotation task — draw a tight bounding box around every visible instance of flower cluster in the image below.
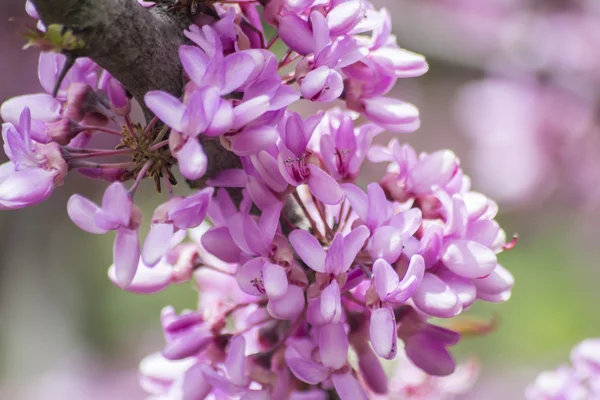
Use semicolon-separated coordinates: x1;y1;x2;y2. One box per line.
1;0;515;399
526;338;600;400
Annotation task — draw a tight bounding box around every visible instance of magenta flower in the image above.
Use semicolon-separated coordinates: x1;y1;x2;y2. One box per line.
369;139;460;199
142;188;213;266
0;108;67;209
160;306;213;361
200;335;270;398
369;255;424;360
67;182;142;288
315;109;383;182
290;226;369;324
284;338;368;400
275;112;345;205
397;310;461;376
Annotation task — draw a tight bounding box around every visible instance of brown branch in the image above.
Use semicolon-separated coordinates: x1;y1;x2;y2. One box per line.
31;0;241;181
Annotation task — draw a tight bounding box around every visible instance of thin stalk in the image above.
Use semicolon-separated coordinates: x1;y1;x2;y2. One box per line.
293;191;323;239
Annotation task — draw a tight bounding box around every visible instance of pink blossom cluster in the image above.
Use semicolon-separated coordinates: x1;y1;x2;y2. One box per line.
1;0;515;398
526;338;600;400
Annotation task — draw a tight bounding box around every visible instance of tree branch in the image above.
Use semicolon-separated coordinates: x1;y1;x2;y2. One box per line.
31;0;242;180
32;0;188;104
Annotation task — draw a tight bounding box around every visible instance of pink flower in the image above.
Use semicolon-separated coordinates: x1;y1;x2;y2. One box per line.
142;188;213;266
67;182;142;288
0;108;66;209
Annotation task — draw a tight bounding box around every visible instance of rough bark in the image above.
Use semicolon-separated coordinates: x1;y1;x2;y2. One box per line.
32;0;188;103
31;0;242;179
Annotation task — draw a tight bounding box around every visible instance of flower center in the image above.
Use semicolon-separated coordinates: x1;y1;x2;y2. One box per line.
284;153;310;183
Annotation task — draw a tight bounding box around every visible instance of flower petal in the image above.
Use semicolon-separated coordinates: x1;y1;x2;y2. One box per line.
412;272;461;318
67;194;106;234
319;322;349;370
142;223;174;266
320;280;342;324
442;240;497;279
369;306;397;360
225;335;248;387
307;164;344;205
341;225;370;272
113;227;141;288
108;259;172;294
145;91;185;132
267;285;305;320
289;229;326;273
332;372;368;400
263;262;288;300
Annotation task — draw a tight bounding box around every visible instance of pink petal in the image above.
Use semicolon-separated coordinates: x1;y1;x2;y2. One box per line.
145;91;185;132
366;183;391;229
326;0;363;35
405;333;456;376
225;335;248;387
267;285;305;320
332;372;368;400
438;269;477;309
369;306;397;360
163;327;212;360
142;223;174;266
442;239;497;279
412;272;461;318
340;183;368;222
368;226;403;264
284;346;330;385
357;346;388;394
324;233;344;276
408;150;458;195
387;254;425;304
113;227;141;288
320;280;342;324
251;151;288;192
258;201;283;242
179;45;209;86
389;208;422;237
201;366;244;395
222;52;256;94
229;125;279;156
200;226;241;263
277;14;315;55
1;93;61;124
362;97;420;133
108;259;172;294
263;262;288;300
67;194;106;234
204;99;233;136
182;362;212;400
232;96;270;130
0;166;55;209
307;164;344;205
289;229;326;273
341;225;370;272
98;182;131;229
319;323;349;370
373;258;399;301
473;264;514;295
176;138;207;180
181;89;212;136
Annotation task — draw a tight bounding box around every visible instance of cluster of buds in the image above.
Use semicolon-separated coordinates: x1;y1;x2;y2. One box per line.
1;0;515;399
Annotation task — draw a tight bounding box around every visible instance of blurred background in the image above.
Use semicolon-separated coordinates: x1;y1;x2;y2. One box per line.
1;0;600;398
